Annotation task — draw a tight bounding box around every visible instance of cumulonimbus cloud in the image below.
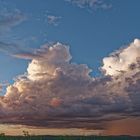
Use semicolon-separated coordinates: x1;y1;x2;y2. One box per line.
0;39;140;130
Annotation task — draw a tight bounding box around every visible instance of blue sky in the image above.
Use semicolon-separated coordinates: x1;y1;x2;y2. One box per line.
1;0;140;83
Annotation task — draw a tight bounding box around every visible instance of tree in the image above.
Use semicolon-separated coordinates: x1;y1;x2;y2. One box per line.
0;133;5;136
23;130;30;136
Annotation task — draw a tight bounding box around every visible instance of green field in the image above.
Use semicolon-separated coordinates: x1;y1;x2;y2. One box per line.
0;136;139;140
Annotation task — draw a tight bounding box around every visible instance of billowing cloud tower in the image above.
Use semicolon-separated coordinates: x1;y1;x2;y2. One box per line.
0;39;140;129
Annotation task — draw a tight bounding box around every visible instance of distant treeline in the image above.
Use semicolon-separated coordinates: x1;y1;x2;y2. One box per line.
0;135;140;140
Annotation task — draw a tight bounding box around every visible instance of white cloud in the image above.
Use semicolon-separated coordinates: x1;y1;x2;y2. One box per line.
0;39;140;129
102;38;140;76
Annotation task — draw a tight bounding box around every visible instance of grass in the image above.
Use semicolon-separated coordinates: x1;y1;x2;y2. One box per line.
0;135;140;140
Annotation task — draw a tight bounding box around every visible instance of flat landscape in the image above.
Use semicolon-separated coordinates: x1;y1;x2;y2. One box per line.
0;0;140;138
0;136;140;140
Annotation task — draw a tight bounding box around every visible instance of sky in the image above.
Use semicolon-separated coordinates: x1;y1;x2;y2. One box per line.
0;0;140;136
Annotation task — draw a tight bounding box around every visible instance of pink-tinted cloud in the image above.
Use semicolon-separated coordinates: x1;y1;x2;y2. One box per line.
0;39;140;131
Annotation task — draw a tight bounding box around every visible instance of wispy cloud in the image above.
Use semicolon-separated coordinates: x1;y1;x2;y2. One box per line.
0;7;28;58
0;39;140;130
0;8;26;33
65;0;112;11
47;15;62;26
0;41;33;58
